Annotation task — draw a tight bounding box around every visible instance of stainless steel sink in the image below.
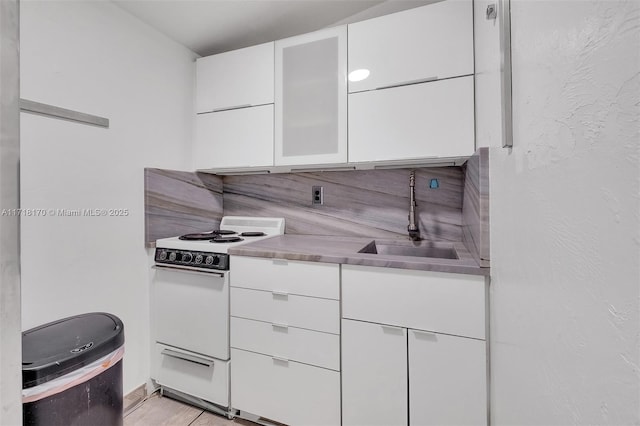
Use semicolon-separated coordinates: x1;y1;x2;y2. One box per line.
358;240;458;260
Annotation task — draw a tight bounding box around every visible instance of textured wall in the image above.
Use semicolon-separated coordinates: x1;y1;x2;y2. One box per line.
223;167;464;241
489;1;640;424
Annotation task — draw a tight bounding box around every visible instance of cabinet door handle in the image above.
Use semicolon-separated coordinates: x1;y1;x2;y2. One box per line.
376;76;439;90
272;290;289;298
272;356;289;363
209;104;252;113
412;329;438;341
380;324;404;334
161;349;214;367
272;322;289;330
152;265;226;278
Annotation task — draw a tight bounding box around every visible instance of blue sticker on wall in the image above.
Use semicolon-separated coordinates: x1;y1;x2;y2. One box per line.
429;179;439;189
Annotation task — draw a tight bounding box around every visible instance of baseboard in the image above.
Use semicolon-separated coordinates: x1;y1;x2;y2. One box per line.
123;383;147;416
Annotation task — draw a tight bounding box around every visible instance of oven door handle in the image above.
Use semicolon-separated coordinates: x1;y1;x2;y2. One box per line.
161;348;215;368
152;265;226;278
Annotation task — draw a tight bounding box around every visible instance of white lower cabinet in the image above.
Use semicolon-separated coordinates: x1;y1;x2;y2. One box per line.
230;286;339;334
341;319;408;426
232;348;340;426
342;320;487;426
230;256;341;425
409;330;487;426
341;265;488;426
231;316;340;371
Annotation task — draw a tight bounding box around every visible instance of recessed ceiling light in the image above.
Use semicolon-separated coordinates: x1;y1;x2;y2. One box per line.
348;69;370;82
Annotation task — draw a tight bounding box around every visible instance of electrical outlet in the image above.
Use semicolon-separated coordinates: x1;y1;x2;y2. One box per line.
312;186;324;205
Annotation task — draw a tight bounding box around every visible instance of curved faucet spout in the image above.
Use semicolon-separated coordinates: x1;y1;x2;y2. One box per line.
408;171;421;241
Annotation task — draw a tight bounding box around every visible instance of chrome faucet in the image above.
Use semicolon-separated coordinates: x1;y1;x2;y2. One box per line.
408;170;420;241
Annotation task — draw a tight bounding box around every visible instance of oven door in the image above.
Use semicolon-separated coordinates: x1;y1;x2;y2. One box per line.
152;266;229;360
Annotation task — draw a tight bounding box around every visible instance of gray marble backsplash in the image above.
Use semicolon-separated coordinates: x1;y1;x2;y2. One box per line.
223;167;464;241
143;164;491;251
144;168;223;244
462;148;490;266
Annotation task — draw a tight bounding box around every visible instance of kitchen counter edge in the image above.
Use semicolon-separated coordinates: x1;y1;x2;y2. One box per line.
228;235;489;277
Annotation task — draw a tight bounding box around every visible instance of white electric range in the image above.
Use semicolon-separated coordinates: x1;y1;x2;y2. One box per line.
150;216;285;418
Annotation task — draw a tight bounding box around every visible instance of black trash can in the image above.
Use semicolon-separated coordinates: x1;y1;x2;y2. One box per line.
22;312;125;426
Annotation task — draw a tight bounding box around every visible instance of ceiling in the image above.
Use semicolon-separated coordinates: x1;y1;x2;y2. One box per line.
112;0;436;57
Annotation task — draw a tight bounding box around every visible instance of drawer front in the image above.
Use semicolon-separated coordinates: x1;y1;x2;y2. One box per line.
231;256;339;300
231;287;339;334
342;265;486;340
231;348;340;426
152;343;229;408
231;317;340;371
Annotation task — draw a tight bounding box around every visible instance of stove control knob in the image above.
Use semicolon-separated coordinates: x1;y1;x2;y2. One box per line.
194;254;203;264
158;251;167;261
182;253;193;263
205;256;214;265
211;256;220;265
168;252;177;262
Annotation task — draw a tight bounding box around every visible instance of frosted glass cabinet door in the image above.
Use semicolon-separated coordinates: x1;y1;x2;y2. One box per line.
196;42;274;114
274;26;347;166
348;0;473;93
409;330;487;426
342;319;408;426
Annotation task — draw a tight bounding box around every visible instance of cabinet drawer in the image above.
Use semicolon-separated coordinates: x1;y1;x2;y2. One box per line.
194;105;274;170
152;343;229;408
231;317;340;371
349;76;475;163
231;287;339;334
342;265;486;339
231;256;339;299
231;348;340;426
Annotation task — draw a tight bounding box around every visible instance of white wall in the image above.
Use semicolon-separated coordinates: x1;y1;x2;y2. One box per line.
489;0;640;424
0;0;22;424
20;0;197;394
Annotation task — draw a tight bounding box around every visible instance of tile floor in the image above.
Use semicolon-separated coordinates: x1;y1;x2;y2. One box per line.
124;393;254;426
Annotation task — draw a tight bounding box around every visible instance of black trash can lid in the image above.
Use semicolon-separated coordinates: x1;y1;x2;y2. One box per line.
22;312;124;389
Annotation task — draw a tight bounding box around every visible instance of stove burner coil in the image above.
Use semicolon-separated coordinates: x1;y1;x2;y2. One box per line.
210;236;244;243
179;230;237;240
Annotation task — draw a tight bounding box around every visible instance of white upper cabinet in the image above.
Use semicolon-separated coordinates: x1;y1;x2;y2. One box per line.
274;26;347;166
194;105;273;170
347;0;474;93
196;42;274;113
349;75;475;163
